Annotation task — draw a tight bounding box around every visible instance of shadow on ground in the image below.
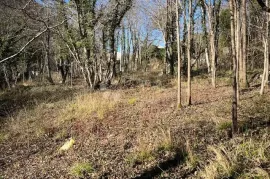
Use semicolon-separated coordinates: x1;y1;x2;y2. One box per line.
132;148;185;179
0;85;79;119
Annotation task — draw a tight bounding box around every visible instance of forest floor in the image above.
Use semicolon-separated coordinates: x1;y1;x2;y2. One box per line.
0;71;269;179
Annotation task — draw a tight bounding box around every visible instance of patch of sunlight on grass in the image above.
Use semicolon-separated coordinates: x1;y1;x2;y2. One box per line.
200;146;236;179
62;92;121;121
199;137;270;179
156;126;174;152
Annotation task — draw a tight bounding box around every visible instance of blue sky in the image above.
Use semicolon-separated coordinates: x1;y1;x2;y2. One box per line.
35;0;69;4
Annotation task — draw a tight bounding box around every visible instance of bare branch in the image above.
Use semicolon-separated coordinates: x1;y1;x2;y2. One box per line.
0;20;67;64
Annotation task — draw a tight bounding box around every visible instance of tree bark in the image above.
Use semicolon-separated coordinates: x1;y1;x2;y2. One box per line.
240;0;248;88
176;0;182;108
230;0;238;134
187;0;192;105
260;0;269;95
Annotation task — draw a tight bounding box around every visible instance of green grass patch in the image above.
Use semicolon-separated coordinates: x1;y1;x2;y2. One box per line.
126;150;155;165
70;162;94;178
217;121;232;130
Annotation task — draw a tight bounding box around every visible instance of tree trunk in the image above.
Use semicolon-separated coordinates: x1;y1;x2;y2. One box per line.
230;0;238;134
2;64;10;89
235;1;240;102
187;0;192;105
260;0;269;95
176;0;182;108
46;30;54;85
240;0;248;88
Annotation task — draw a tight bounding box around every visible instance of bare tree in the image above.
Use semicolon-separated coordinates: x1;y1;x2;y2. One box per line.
176;0;182;108
203;0;221;88
187;0;193;105
230;0;238;134
260;0;269;95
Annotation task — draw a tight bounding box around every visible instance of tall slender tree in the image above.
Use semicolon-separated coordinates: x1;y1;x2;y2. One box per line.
176;0;182;108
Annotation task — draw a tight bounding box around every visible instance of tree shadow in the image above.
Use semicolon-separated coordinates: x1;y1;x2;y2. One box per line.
0;85;79;119
131;148;185;179
238;117;270;134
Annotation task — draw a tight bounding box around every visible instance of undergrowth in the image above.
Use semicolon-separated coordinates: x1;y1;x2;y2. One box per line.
200;136;270;179
70;162;94;177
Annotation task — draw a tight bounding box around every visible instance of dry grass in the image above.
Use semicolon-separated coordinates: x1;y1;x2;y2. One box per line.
1;88;123;145
200;137;270;179
1;76;270;178
126;126;175;166
61;91;121;121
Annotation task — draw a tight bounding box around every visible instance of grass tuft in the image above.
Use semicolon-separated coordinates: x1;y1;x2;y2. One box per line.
126;150;155;165
200;137;270;179
217;121;232;130
62;92;120;121
239;168;270;179
70;162;93;178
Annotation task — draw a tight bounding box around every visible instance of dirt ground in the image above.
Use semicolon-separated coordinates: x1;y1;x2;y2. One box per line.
0;76;269;178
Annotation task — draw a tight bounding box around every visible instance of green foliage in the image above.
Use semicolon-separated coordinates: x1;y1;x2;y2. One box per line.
70;162;93;177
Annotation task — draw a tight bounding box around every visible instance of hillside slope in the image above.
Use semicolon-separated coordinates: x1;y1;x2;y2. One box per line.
0;77;269;178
